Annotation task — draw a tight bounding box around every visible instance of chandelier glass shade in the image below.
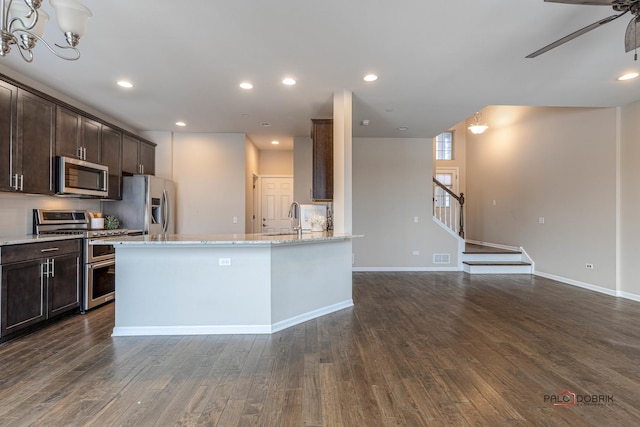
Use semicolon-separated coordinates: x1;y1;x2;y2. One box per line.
468;112;489;135
1;0;91;62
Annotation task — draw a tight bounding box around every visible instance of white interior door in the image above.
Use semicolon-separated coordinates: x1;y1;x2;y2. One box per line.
261;177;293;233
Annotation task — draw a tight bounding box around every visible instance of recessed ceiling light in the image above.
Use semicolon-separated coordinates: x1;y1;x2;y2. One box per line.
361;120;370;126
363;74;378;82
176;121;186;127
282;77;296;86
398;127;409;131
271;140;280;145
261;122;272;127
617;72;639;81
239;82;253;89
116;80;133;88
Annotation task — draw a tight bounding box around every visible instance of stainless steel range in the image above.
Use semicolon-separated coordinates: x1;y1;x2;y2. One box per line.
33;209;134;312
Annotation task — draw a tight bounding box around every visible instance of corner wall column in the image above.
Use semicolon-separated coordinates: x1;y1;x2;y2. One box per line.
333;90;353;233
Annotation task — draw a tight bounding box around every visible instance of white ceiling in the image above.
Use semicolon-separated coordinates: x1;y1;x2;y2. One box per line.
2;0;639;150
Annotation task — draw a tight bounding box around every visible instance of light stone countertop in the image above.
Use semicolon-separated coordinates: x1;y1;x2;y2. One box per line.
92;231;361;246
0;234;83;247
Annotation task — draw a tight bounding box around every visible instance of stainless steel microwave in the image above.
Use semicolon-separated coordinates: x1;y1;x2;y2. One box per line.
56;156;109;197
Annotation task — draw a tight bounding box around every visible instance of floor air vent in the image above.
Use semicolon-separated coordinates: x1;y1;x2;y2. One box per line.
433;253;451;264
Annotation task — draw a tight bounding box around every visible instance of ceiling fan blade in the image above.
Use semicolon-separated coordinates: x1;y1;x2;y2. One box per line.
625;16;640;52
526;11;628;58
544;0;616;5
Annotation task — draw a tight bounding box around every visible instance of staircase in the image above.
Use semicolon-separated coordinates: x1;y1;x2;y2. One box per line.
462;243;533;274
432;178;533;275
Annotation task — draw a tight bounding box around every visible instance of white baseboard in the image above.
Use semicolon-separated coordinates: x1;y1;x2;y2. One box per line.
537;271;640;302
112;299;354;337
535;271;618;297
271;299;353;333
352;267;461;272
617;291;640;302
112;324;272;336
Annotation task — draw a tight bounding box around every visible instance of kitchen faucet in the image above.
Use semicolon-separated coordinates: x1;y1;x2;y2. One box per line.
288;201;302;236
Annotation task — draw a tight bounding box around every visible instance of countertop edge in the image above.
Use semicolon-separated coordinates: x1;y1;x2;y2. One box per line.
0;234;84;247
94;233;363;246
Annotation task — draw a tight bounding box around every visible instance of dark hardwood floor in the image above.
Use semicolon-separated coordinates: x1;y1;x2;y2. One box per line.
1;272;640;426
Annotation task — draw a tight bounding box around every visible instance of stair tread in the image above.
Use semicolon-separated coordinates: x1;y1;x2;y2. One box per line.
463;261;531;266
464;243;521;255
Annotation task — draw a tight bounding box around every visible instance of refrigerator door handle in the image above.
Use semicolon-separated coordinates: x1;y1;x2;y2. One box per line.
162;189;169;233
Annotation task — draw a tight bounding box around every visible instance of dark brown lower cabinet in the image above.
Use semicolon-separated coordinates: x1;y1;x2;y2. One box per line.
0;239;81;340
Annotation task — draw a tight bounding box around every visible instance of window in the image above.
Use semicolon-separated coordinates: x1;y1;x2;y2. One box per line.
435;131;453;160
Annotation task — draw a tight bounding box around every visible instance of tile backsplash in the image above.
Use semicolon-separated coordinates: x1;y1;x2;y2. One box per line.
0;193;100;236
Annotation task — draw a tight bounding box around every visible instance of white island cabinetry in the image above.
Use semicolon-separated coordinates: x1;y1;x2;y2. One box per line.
98;232;357;336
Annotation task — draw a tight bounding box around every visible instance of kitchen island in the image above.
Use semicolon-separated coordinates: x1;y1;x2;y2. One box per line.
97;232;357;336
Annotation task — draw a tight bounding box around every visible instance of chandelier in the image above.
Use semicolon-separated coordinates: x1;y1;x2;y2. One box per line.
468;112;489;135
0;0;91;62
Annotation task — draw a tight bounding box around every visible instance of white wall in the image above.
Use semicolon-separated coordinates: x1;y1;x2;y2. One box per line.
144;132;247;234
352;137;459;269
620;100;640;297
0;193;100;236
259;150;293;176
465;106;618;290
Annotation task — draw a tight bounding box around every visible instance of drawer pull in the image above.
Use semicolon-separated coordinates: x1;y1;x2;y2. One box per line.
40;247;59;253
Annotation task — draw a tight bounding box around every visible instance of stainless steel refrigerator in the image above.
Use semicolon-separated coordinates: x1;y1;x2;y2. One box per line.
102;175;175;234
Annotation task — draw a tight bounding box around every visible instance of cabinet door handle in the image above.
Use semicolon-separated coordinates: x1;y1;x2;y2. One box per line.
41;261;47;278
19;174;24;191
40;247;59;252
50;259;55;278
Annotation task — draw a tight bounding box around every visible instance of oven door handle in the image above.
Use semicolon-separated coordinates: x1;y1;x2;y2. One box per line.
87;259;115;269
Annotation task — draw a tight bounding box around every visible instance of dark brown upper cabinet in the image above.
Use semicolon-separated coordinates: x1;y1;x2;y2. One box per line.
55;106;101;163
0;80;17;192
100;125;123;200
15;89;55;195
122;135;155;176
311;118;333;201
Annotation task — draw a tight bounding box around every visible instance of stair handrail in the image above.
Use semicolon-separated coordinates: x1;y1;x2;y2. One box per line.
432;177;465;238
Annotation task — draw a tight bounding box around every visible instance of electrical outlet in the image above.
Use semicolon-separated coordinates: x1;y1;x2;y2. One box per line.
586;263;594;269
219;258;231;266
414;216;419;223
412;251;420;256
232;216;238;224
539;217;545;224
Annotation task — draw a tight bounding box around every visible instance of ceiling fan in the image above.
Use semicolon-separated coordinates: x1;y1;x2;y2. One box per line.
527;0;640;58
